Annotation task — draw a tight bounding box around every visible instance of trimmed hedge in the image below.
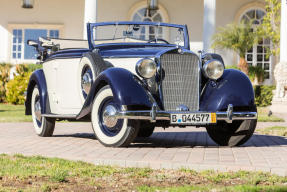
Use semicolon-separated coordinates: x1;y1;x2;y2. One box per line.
254;85;276;107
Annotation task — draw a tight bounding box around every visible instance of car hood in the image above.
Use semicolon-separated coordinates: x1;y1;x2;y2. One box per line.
98;45;176;58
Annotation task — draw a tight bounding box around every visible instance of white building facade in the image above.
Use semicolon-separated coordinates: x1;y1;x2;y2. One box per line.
0;0;277;84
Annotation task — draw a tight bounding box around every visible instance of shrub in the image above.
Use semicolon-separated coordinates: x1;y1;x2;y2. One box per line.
225;65;240;70
0;63;12;102
5;64;42;105
5;71;31;105
15;63;42;76
249;66;264;84
27;63;43;72
254;85;276;107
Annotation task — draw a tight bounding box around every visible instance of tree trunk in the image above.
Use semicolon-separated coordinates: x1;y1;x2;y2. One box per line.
238;57;249;75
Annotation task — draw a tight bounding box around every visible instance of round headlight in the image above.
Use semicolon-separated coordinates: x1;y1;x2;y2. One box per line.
136;58;157;78
203;59;224;80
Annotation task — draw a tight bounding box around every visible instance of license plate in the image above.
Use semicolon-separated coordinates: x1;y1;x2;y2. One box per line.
170;113;216;125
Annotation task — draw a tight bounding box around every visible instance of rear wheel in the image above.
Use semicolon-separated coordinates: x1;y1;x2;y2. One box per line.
206;119;257;146
91;85;139;147
31;86;55;137
137;121;155;138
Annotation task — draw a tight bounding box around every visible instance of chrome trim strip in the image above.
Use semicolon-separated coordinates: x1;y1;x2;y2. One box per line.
41;114;77;119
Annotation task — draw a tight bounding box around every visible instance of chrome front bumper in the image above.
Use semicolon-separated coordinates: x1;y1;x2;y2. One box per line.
115;104;257;124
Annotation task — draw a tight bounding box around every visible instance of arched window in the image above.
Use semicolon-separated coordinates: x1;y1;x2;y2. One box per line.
132;7;164;40
132;8;163;22
240;8;271;80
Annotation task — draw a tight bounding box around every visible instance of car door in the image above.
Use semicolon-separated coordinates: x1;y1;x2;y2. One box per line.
43;58;83;115
55;58;83;115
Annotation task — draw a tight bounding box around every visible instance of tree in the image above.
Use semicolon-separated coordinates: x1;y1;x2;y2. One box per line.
212;22;257;75
257;0;281;56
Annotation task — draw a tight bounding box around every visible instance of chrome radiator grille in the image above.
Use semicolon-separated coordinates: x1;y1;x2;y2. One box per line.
160;53;199;111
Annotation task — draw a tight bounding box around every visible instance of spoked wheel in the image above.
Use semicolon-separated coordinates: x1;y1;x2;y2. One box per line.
206;119;257;146
31;86;55;137
91;85;139;147
137;121;155;138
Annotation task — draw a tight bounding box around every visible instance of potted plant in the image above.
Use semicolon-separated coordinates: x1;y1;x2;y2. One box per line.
212;22;258;75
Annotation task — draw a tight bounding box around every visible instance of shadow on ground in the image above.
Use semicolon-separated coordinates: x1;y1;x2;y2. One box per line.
52;131;287;148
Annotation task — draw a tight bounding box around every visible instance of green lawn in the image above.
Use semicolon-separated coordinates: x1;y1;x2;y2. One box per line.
0;103;31;122
0;104;284;123
257;107;285;122
256;126;287;137
0;154;286;191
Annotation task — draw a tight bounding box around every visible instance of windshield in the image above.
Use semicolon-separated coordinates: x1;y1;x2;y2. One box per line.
91;23;187;47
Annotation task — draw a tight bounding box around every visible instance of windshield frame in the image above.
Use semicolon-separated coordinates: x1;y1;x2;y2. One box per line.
87;21;190;50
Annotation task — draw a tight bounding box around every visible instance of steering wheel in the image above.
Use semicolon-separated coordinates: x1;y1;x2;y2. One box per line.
148;38;170;44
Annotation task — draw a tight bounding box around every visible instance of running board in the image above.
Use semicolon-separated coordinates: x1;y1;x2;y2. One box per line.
41;114;77;119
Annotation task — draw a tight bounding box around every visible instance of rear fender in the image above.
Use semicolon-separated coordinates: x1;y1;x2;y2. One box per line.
76;68;152;119
200;69;256;112
25;69;49;115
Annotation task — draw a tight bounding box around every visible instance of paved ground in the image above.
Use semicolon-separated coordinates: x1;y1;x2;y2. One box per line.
1;122;287;176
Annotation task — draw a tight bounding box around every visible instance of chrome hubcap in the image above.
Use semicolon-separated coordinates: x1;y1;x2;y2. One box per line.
102;105;118;128
82;70;92;96
34;99;42;122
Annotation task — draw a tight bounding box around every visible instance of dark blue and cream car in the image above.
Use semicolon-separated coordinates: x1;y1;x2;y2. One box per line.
25;21;257;147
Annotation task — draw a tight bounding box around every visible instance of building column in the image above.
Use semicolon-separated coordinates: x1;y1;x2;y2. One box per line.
270;0;287;113
83;0;97;39
203;0;216;52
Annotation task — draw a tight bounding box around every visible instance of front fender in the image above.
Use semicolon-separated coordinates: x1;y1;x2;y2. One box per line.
200;69;256;112
25;69;49;115
77;68;152;119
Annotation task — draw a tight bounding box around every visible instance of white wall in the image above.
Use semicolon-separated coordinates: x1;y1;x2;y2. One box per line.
0;0;84;63
0;25;9;62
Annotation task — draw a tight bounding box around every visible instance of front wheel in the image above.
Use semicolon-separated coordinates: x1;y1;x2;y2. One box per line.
137;121;155;138
31;86;55;137
91;85;139;147
206;119;257;146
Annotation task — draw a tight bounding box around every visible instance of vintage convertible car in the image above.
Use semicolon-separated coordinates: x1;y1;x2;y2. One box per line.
25;21;257;147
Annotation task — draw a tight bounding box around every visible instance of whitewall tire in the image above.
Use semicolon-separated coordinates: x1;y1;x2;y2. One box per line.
31;86;55;137
91;85;139;147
